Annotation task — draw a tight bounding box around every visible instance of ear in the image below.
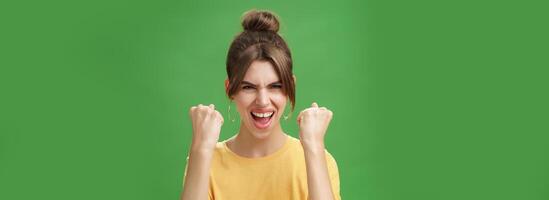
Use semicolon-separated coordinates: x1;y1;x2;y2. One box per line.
293;75;297;84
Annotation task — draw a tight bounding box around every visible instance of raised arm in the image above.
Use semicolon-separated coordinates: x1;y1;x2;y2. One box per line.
180;104;224;200
298;102;338;200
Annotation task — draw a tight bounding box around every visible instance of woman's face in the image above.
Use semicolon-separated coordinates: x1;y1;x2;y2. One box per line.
231;60;288;138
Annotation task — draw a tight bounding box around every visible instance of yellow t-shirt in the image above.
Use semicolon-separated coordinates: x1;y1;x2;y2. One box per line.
185;135;341;200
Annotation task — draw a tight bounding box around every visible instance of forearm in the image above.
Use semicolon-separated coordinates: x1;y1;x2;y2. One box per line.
302;143;335;200
180;146;214;200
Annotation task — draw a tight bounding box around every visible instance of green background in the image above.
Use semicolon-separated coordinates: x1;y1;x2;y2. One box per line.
1;0;548;199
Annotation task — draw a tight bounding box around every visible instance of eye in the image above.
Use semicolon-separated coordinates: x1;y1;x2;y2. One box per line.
271;84;283;89
242;85;254;90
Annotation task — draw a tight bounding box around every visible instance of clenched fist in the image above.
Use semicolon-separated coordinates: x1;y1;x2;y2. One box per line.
297;102;334;149
189;104;224;151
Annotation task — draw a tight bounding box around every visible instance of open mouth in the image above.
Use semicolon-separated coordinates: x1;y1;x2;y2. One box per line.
250;111;274;129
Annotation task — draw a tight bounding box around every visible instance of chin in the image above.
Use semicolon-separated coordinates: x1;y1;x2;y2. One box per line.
245;116;280;139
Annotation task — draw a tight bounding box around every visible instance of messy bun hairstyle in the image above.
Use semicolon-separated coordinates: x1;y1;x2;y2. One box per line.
241;10;279;32
226;9;295;111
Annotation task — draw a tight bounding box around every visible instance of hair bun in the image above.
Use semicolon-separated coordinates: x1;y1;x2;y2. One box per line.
241;10;280;33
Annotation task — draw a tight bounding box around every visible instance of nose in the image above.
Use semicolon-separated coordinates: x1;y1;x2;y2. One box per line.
255;89;270;107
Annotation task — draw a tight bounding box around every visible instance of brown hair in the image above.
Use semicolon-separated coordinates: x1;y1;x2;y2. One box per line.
226;9;295;111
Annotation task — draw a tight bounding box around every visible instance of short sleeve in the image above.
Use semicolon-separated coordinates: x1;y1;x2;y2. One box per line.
325;150;341;200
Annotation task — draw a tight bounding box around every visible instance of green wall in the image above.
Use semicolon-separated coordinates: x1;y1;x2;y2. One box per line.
1;0;548;199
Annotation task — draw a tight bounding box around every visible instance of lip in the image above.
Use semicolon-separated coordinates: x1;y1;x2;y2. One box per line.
250;108;276;113
249;110;275;129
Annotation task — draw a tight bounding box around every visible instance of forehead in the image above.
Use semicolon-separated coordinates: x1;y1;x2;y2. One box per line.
242;60;280;83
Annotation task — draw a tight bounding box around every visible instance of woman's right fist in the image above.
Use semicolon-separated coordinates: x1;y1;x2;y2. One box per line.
189;104;224;150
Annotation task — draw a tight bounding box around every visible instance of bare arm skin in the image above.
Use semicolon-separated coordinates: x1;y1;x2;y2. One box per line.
180;146;214;200
298;102;337;200
180;104;223;200
302;142;336;200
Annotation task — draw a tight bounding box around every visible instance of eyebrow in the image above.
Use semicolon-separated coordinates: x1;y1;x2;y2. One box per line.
241;81;281;86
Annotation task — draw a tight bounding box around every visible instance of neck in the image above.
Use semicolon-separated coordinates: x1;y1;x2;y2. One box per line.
229;123;287;158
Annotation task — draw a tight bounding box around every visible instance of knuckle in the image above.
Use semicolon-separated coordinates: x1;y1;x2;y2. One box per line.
218;112;224;120
189;108;197;115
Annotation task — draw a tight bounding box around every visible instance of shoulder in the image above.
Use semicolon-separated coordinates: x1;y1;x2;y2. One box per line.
213;140;230;156
286;135;303;148
325;149;339;173
325;149;338;164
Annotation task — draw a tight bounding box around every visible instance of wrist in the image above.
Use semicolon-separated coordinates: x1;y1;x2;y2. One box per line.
300;139;325;152
188;147;215;160
190;141;216;153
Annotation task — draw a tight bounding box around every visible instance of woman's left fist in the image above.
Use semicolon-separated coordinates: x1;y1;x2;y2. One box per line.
297;102;333;148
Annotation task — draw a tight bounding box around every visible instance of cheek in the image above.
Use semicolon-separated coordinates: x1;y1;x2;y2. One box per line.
272;94;288;107
233;94;254;110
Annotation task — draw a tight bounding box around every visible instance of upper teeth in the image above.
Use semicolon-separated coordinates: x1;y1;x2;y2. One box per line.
252;112;274;118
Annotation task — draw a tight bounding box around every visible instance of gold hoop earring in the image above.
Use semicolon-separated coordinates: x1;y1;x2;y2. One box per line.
228;101;237;123
283;113;291;120
283;103;292;121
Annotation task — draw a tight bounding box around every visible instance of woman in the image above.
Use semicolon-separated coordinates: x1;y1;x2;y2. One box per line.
181;9;340;200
